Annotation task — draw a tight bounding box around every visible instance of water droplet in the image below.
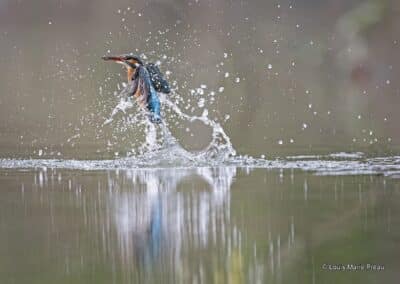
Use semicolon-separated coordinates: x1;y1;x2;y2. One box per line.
197;98;205;108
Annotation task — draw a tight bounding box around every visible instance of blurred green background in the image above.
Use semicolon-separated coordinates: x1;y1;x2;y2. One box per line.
0;0;399;158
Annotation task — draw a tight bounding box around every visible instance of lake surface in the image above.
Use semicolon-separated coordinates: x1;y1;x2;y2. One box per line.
1;166;398;284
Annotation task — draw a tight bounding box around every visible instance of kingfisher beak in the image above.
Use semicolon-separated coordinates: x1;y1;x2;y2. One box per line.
102;55;124;62
102;55;136;70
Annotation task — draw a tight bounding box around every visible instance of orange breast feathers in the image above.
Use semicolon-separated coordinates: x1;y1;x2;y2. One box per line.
127;67;135;82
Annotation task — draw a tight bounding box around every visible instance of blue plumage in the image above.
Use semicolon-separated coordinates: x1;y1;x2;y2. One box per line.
147;84;162;123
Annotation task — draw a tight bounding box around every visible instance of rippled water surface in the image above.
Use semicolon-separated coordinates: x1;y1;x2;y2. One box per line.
1;167;399;284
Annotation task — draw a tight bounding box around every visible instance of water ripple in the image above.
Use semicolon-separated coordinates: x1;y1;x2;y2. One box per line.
1;154;399;177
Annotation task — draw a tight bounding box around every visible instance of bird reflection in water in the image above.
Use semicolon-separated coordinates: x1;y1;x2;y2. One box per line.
110;167;237;280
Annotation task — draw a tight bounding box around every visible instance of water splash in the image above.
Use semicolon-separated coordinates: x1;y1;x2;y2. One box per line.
96;90;237;165
2;89;400;177
103;97;135;126
159;93;236;162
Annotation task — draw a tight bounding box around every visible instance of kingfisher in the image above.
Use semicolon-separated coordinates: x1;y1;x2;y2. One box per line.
102;54;170;123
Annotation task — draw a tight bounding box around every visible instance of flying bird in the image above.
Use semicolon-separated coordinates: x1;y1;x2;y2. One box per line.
102;54;170;123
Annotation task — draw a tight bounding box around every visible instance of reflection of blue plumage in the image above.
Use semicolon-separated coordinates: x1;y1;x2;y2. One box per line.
141;196;163;268
148;198;162;258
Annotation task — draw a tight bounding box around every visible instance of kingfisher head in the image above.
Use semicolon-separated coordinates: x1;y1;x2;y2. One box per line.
102;54;144;81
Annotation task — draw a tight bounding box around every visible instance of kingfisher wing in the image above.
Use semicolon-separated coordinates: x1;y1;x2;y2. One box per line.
135;66;152;108
137;66;162;122
146;63;171;94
